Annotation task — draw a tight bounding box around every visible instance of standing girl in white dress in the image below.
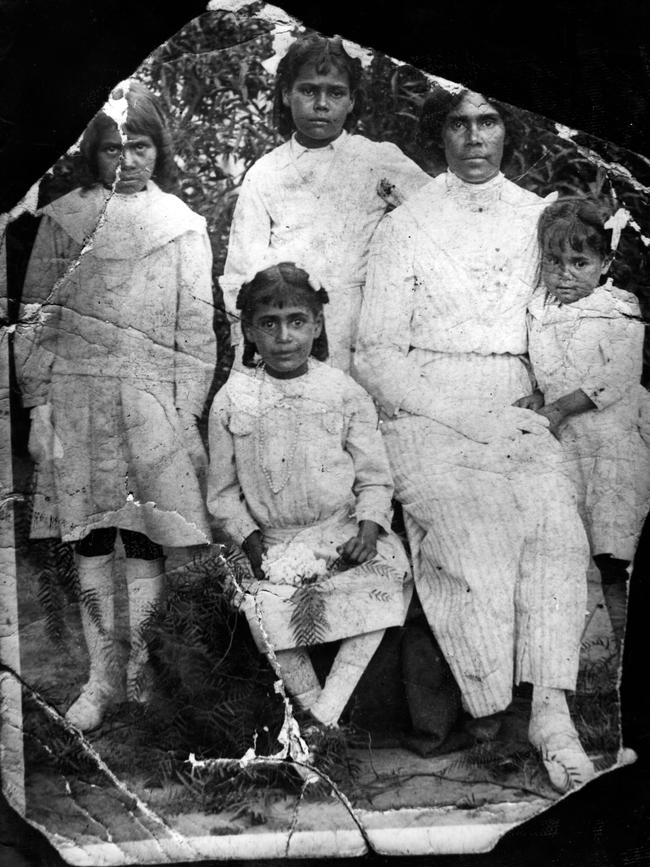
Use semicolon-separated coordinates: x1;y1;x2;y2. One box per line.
519;198;650;649
16;82;216;731
208;262;410;731
220;33;429;372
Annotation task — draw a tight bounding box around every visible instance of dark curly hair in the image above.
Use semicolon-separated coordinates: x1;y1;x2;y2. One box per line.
79;80;177;191
236;262;330;367
418;85;524;171
273;33;365;139
535;197;618;290
538;197;613;260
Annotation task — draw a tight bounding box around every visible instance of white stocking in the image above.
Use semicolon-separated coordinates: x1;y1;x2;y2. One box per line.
66;552;122;730
274;648;322;710
125;558;165;702
310;629;384;727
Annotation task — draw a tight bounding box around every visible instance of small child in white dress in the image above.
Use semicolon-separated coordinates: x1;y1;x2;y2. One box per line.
220;33;429;372
208;262;410;731
516;198;650;649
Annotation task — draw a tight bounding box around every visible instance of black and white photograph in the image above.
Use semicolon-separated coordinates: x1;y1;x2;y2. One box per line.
2;1;650;863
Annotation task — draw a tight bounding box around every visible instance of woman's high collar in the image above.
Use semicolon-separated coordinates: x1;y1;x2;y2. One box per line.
445;169;506;210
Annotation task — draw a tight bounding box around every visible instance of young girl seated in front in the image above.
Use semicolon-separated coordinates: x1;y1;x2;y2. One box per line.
516;198;650;650
207;262;410;730
220;33;429;372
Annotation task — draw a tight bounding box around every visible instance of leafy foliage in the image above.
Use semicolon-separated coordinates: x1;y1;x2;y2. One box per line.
31;6;650;391
34;539;82;646
22;684;101;779
571;638;621;755
140;550;284;758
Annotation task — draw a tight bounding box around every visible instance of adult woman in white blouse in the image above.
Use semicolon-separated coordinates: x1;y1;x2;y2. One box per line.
355;87;594;793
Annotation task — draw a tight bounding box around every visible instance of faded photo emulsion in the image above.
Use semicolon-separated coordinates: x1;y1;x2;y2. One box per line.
1;2;648;861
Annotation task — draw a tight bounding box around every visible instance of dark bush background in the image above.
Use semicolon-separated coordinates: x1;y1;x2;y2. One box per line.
11;5;650;390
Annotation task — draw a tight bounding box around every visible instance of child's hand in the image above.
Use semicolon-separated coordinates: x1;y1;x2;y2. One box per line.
337;521;380;565
535;390;595;438
536;404;566;437
242;530;265;580
512;390;545;412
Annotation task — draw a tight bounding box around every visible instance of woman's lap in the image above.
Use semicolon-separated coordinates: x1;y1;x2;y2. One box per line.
380;414;589;713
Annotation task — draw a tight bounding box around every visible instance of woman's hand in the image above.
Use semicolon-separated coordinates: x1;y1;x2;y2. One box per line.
28;403;62;464
512;390;545;412
177;409;207;473
337;520;380;565
242;530;265;580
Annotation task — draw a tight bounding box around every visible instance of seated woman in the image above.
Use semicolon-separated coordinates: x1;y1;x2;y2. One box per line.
207;262;410;732
15;80;215;730
355;87;595;792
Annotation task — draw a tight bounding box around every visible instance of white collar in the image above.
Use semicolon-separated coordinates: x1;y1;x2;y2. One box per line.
290;129;349;159
444;169;506;211
446;168;505;193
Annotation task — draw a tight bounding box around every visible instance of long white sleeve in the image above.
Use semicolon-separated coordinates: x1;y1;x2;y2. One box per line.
174;228;217;417
219;168;272;346
207;391;260;545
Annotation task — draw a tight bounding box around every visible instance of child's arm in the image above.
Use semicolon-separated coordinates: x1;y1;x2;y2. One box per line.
207;393;261;558
338;380;395;565
537;389;596;436
539;307;644;436
174;227;217;473
15;215;80;410
220;166;273;348
536;303;645;435
242;530;265;581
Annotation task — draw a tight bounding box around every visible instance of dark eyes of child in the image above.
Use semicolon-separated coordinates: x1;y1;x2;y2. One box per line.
544;256;589;269
104;143;149;155
259;318;307;330
298;86;348;98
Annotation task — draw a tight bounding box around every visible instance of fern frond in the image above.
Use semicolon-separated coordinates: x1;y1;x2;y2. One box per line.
289;585;330;646
78;587;106;633
37;569;67;646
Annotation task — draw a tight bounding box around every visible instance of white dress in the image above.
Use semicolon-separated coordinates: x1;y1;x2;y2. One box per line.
528;281;650;561
207;361;411;648
355;170;590;718
16;183;216;546
220;131;430;370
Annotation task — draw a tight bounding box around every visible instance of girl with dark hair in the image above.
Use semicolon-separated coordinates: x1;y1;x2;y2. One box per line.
78;79;177;192
521;198;650;649
207;262;409;730
221;32;429;372
16;80;216;731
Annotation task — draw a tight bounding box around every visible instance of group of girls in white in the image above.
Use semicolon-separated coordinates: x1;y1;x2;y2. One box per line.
16;32;649;796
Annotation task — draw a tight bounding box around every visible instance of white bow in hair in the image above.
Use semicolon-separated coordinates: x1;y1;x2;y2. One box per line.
260;27;374;76
604;207;631;252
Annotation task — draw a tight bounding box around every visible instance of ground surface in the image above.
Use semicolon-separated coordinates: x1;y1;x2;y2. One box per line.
11;527;623;862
